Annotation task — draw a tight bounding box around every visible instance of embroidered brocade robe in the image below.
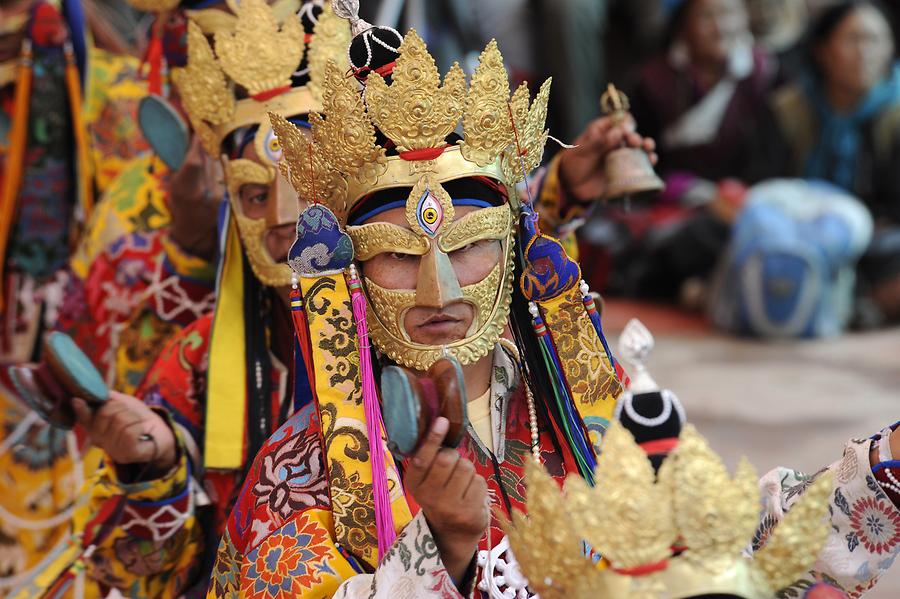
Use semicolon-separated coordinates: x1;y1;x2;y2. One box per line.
209;362;900;598
6;307;294;598
0;45;153;594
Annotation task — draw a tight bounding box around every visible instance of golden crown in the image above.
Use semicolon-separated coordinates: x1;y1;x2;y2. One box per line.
271;31;551;222
171;0;350;156
501;423;833;599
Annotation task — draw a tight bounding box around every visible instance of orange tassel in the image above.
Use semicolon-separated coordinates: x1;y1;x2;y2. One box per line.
64;41;93;220
0;40;34;313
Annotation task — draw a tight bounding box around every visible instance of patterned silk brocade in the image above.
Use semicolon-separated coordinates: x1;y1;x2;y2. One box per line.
539;286;621;449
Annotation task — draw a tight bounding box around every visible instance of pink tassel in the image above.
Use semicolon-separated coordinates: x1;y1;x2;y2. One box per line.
348;266;397;559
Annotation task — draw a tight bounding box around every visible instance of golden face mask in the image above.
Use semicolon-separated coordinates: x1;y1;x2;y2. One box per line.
224;137;302;287
347;176;515;371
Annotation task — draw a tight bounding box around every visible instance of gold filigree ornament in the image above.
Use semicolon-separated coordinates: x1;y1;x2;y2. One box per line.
565;422;676;599
172;0;349;158
269;112;349;219
501;78;551;185
502;422;835;599
497;459;607;599
215;0;303;95
171;21;235;156
458;40;513;167
273;29;552;369
306;3;352;102
365;30;466;152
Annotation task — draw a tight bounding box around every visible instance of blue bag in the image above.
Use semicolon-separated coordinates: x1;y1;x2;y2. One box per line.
710;179;872;338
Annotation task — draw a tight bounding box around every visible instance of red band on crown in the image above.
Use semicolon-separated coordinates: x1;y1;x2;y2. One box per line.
350;60;397;82
613;560;669;577
399;145;448;161
252;86;292;102
639;438;679;456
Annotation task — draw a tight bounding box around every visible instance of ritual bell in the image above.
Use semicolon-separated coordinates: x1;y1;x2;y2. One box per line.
600;84;664;199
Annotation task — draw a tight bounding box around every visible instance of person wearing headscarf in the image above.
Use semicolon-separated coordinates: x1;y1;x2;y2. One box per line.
764;1;900;326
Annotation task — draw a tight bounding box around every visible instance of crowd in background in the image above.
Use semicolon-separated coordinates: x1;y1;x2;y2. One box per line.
27;0;900;335
368;0;900;336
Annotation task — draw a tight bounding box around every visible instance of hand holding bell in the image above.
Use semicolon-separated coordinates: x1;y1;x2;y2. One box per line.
380;356;469;458
600;84;664;198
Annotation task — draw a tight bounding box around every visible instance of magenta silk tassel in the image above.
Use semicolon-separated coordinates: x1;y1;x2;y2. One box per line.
348;266;397;558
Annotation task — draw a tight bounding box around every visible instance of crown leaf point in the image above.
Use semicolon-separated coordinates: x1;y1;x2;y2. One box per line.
506;421;836;597
308;3;352;103
215;0;305;96
460;39;513;167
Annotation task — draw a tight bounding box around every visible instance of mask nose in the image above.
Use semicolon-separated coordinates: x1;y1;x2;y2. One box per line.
268;169;301;228
415;245;462;309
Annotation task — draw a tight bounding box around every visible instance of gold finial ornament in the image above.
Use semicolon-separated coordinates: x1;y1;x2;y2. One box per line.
501;422;836;599
600;83;664;198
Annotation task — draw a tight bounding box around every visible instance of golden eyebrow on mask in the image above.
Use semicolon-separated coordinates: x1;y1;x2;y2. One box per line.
225;158;275;188
346;222;430;261
439;205;511;253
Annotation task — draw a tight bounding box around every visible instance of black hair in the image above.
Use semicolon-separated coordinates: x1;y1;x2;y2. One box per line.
805;0;895;76
241;252;274;475
664;0;697;49
808;0;893;49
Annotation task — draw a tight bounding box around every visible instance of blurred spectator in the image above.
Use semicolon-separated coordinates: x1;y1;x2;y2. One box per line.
746;0;809;82
605;0;669;88
590;0;777;303
534;0;608;142
630;0;775;185
765;0;900;324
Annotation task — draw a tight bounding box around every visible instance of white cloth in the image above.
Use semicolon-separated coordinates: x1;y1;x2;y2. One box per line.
662;37;755;150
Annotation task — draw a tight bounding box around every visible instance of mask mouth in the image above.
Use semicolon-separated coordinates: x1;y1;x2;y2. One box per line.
410;310;470;345
421;312;461;326
416;311;466;335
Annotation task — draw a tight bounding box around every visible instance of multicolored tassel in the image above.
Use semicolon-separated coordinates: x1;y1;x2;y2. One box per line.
348;265;396;558
142;15;167;96
529;302;596;483
289;274;315;391
580;280;618;376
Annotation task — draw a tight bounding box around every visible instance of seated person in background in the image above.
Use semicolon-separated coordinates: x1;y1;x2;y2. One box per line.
746;0;808;83
765;0;900;325
601;0;778;305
